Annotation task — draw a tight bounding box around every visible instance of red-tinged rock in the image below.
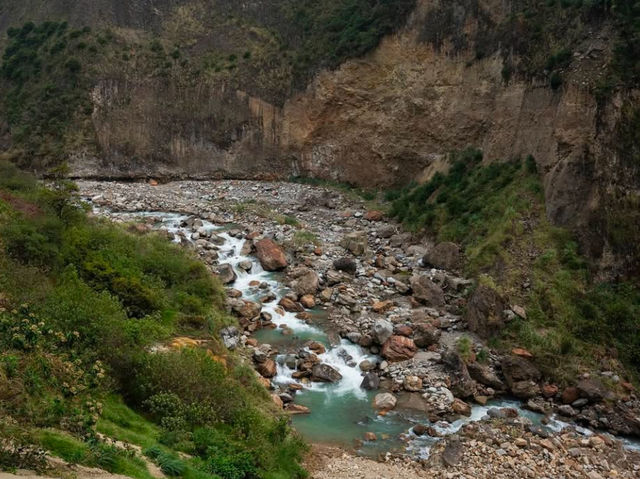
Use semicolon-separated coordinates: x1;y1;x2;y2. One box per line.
286;404;310;415
255;238;288;271
452;398;472;416
393;324;413;337
300;294;315;308
271;394;283;408
364;210;384;221
372;300;394;313
246;231;260;240
364;432;377;441
278;297;304;312
256;359;277;378
512;347;534;359
381;335;417;362
562;386;580;404
622;382;635;392
542;384;559;398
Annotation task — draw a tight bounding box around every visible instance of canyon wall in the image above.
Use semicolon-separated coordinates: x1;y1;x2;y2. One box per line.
1;0;637;277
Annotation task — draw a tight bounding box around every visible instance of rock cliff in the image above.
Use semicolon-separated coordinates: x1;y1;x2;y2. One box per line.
0;0;638;277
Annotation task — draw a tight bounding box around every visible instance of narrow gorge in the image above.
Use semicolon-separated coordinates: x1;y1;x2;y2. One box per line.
1;0;639;478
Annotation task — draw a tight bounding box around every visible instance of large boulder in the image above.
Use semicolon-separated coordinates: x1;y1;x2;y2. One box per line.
255;239;288;271
278;297;304;312
381;336;417;362
576;378;608;402
373;393;397;411
372;318;393;345
423;242;461;271
256;359;277;378
410;275;445;307
442;350;476;398
360;372;380;390
339;231;368;256
228;299;262;321
215;263;237;284
333;257;357;275
289;267;320;295
467;362;505;390
311;363;343;383
413;321;442;348
501;355;541;399
465;285;507;338
219;326;239;350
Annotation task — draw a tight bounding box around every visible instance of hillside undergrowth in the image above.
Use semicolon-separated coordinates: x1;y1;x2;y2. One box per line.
389;149;640;384
0;161;307;478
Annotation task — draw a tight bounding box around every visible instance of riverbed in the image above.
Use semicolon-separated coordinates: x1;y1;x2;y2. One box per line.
82;191;640;460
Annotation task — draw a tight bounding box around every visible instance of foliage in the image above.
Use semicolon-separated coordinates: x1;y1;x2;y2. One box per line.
390;149;640;382
0;162;307;477
1;21;94;167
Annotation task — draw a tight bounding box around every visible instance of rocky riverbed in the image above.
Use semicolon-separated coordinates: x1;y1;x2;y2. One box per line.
76;179;640;476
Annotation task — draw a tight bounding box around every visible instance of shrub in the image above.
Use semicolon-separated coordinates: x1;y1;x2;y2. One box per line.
65;58;81;73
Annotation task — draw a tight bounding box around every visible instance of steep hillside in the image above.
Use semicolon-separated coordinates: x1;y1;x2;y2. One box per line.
0;0;638;279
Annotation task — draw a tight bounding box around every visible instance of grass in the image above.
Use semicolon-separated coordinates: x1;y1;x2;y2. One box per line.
97;397;161;450
293;230;320;247
35;429;155;479
390;149;640;385
0;162;308;478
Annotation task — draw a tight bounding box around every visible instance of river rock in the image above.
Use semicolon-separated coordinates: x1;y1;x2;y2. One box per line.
220;326;239;350
255;238;288;271
215;263;237;284
576;378;608;402
413;321;441;348
300;294;315;308
359;359;374;371
467;362;505;390
452;398;472;416
290;269;319;295
339;231;368;256
361;372;380;390
237;260;252;272
229;299;262;320
501;355;541;399
373;392;397;410
373;318;393;345
286;404;310;415
442;350;476;398
381;336;417;362
311;363;343;382
364;210;384;221
423;242;461;270
278;297;304;312
403;375;423;392
441;440;464;467
333;257;357;275
410;275;445;307
257;359;277;378
465;285;507;338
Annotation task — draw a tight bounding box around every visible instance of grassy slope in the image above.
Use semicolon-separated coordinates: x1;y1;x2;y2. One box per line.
0;162;307;478
389;149;640;385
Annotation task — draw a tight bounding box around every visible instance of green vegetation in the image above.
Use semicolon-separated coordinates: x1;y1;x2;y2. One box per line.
1;21;94;168
289;175;377;201
390;149;640;383
0;162;307;478
293;230;320;247
422;0;640;92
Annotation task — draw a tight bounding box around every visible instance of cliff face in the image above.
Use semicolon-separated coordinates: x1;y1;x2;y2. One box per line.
1;0;638;278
